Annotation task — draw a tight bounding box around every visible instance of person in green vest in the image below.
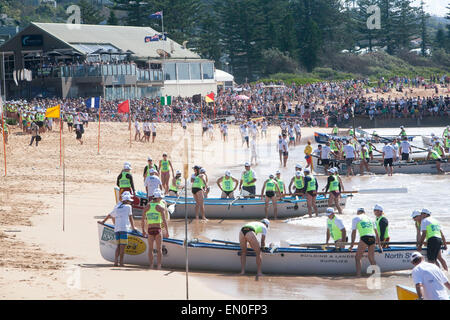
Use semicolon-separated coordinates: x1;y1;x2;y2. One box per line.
116;162;135;200
261;174;282;220
239;218;270;279
141;189;169;269
303;168;318;218
159;153;174;195
323;168;344;214
359;142;371;175
416;209;448;271
325;207;347;249
288;170;304;197
399;125;407;138
349;208;382;277
67;113;74;132
443;126;449;140
191;165;208;221
217;170;239;199
349;126;355;138
367;141;376;161
373;204;389;248
331;124;339;136
445;136;450;153
239;162;257;198
426;147;444;174
143;157;159;182
275;170;285;198
1;121;9;145
168;170;184;197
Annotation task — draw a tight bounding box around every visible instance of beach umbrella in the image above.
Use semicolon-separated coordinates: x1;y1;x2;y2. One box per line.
234;95;250;101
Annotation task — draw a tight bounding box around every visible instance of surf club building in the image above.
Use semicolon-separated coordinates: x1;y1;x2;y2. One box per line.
0;22;218;100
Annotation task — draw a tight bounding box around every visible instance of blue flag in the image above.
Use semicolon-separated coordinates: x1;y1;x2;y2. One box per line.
85;97;101;109
149;11;163;19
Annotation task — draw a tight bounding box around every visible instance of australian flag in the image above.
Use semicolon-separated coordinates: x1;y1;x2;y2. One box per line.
149;11;163;19
85;97;101;109
150;34;160;42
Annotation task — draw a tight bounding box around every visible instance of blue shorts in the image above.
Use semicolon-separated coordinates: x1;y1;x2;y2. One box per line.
115;231;128;245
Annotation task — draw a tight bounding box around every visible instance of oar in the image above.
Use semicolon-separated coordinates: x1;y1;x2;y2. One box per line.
286;241;431;247
167;187;185;215
228;193;243;210
212;239;240;245
365;130;430;152
315;188;407;195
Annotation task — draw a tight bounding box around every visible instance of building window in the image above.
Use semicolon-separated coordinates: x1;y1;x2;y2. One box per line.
190;63;201;80
202;62;214;80
177;63;190;80
164;62;176;80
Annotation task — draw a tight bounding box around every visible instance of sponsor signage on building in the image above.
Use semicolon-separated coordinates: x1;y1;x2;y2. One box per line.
21;34;43;47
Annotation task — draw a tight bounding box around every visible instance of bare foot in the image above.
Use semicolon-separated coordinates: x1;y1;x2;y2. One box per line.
114;263;118;267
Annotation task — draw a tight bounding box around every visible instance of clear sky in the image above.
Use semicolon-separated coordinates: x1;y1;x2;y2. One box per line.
417;0;449;17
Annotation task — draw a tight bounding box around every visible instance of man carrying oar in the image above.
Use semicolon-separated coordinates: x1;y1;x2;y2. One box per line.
239;219;270;279
349;208;382;277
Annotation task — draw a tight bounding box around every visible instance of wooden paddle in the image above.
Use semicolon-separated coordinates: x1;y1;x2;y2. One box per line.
167;186;185;215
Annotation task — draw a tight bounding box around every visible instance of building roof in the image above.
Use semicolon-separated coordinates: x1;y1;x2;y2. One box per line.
215;69;234;82
31;22;201;60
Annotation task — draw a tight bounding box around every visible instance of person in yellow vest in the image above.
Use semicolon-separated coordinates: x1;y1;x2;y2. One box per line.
159;153;174;195
261;174;282;219
373;204;390;248
143;157;159;182
331;124;339;136
239;219;270;279
416;209;448;271
168;170;184;197
100;191;137;267
67;113;74;132
444;136;450;153
329;137;340;160
399;125;407;138
303;168;318;218
191;165;208;221
323;168;344;214
116;162;135;200
217;170;239;199
289;170;304;197
239;162;257;198
325;208;347;249
141;190;169;269
359;142;371;175
349;208;382;277
275;170;285;198
426;147;444;174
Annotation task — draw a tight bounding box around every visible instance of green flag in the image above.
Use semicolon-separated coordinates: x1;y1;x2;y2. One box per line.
160;96;172;106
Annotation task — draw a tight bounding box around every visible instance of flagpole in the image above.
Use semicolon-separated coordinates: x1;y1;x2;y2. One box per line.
98;98;101;155
1;112;6;177
129;106;132;149
59;113;62;166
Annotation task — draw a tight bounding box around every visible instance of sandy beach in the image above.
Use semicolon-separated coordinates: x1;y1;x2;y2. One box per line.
0;88;447;300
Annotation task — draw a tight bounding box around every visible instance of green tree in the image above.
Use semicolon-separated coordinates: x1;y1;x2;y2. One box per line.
111;0;151;27
391;0;420;50
418;0;429;56
435;28;447;51
107;10;119;25
78;0;104;25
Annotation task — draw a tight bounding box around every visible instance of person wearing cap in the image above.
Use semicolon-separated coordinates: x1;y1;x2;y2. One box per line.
349;208;382;277
349;126;355;137
100;192;137;267
142;190;169;269
200;168;211;198
143;157;159;181
289;170;304;197
314;143;335;174
168;171;184;196
159;153;175;195
304;140;313;170
239;219;270;278
359;142;371;175
239;162;257;198
410;252;450;300
399;136;412;161
217;171;239;199
324;168;344;214
275;171;285;197
117;163;135;200
329;137;339;159
426;146;444;174
331;124;339;136
325;208;347;249
261;174;282;219
134;119;141;142
373;205;390;248
150;121;157;143
281;133;289;167
144;168;162;202
382;140;396;176
411;210;423;244
277;134;284;165
417;209;448;271
191;166;208;220
343;140;356;177
399;126;407;138
303;168;318;218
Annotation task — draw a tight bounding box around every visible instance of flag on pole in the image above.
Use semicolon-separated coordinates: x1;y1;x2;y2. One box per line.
118;100;130;113
150;34;160;42
205;92;215;103
85;97;101;109
149;11;163;19
45;105;61;118
160;96;172;106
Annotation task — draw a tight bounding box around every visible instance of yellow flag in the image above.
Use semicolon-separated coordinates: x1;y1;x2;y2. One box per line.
45;105;60;118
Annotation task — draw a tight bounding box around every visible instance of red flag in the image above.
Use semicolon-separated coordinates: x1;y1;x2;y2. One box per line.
118;100;130;113
205;92;215;103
